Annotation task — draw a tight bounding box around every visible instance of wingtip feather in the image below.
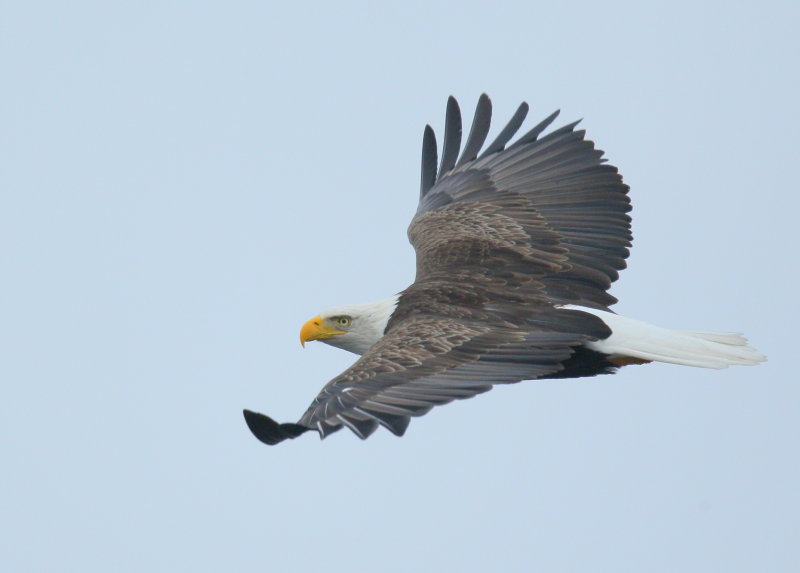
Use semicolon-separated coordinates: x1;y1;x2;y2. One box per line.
420;124;438;197
439;96;462;176
243;409;311;446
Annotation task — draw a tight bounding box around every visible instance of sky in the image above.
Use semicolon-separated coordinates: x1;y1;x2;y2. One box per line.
2;1;798;571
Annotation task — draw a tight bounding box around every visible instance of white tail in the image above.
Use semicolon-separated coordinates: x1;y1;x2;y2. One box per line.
563;306;766;369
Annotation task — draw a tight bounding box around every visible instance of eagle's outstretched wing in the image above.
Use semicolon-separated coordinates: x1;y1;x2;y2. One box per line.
245;307;612;445
415;94;631;310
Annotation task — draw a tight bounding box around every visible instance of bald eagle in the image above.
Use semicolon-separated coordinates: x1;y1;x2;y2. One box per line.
243;95;764;446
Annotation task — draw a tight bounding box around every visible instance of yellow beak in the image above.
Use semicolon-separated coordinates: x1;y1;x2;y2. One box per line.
300;316;345;347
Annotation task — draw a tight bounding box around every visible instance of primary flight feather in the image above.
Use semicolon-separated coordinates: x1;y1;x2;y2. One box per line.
243;94;764;446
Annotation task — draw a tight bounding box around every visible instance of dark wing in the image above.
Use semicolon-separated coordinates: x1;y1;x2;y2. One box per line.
244;96;630;445
417;94;631;309
293;308;611;440
243;305;613;444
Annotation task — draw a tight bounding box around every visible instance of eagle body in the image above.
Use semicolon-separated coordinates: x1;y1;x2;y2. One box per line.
244;95;765;446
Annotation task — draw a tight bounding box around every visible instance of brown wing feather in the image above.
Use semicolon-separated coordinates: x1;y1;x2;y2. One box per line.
414;97;631;309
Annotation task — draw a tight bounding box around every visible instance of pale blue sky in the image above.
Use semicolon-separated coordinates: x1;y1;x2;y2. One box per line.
2;2;798;572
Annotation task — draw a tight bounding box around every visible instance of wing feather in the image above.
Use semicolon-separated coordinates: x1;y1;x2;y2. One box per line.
438;96;462;176
456;94;492;168
336;413;379;439
420;125;438;198
353;407;411;436
479;101;529;159
509;109;562;148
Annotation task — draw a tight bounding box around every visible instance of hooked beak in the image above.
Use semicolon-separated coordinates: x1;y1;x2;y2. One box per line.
300;316;345;347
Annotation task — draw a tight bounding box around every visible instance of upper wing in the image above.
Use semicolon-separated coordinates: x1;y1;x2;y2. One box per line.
414;95;632;309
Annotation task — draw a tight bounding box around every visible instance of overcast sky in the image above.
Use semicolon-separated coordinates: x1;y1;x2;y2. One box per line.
2;2;798;572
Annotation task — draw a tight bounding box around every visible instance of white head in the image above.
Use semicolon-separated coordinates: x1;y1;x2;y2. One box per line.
299;295;400;355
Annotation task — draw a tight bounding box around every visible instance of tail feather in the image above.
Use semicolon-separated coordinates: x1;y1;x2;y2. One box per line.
676;331;748;345
563;306;766;369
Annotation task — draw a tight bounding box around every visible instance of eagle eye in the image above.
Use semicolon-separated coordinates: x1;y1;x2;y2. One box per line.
335;317;351;328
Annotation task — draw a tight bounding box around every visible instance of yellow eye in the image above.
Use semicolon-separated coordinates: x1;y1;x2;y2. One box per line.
336;317;351;327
